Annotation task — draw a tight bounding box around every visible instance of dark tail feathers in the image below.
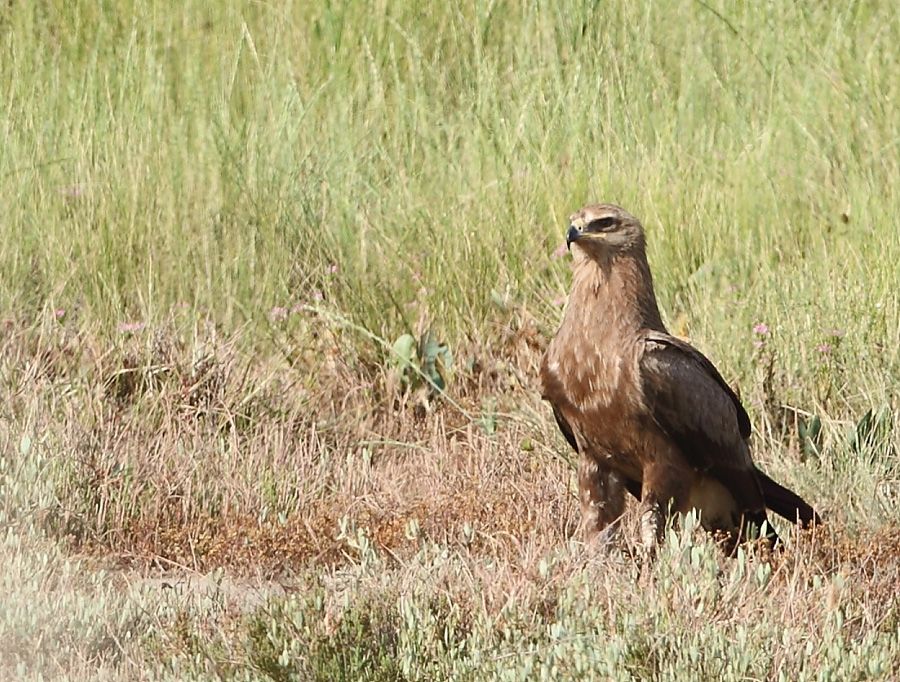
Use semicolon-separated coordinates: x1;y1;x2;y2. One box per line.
757;470;822;528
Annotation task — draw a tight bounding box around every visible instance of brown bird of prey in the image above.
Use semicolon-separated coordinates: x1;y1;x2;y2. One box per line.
541;203;821;548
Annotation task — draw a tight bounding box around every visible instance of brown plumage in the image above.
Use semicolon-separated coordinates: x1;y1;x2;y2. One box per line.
541;203;821;548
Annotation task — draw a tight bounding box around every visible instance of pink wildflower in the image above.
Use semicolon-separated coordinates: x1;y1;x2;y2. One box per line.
753;323;769;336
60;184;85;198
54;309;66;319
118;321;145;334
269;306;288;322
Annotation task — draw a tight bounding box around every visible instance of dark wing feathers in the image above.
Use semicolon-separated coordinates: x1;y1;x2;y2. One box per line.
551;404;579;453
644;331;751;439
641;331;820;526
640;331;750;469
640;331;763;507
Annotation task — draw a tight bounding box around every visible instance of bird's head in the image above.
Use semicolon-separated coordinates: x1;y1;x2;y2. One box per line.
566;204;645;259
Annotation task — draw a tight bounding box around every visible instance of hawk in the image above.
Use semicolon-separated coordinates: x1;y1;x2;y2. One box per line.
540;203;821;548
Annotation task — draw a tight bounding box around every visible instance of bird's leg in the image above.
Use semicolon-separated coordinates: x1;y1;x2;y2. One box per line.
639;463;689;549
578;456;625;546
639;501;665;550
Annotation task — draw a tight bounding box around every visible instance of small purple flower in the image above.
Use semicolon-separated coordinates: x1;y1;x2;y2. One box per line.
327;264;339;275
551;243;568;260
54;308;66;319
269;306;288;322
753;323;769;336
310;290;324;302
60;184;85;199
118;321;145;334
753;340;765;349
816;343;832;355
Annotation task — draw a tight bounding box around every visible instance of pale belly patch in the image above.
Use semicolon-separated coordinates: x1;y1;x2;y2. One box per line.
684;476;739;530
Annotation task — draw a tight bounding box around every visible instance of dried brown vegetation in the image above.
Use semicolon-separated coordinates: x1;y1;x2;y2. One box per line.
3;311;893;579
3;309;898;679
4;312;571;571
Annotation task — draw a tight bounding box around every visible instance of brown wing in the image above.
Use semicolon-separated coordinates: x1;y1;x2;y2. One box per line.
640;331;763;508
644;331;751;439
550;403;579;453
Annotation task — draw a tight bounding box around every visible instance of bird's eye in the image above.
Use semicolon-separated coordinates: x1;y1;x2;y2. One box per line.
586;216;616;232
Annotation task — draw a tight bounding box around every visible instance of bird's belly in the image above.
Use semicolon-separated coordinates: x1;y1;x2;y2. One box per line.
684;476;739;530
578;407;653;481
583;444;645;485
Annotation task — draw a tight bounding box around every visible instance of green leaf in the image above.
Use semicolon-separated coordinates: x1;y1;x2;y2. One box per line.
434;343;452;387
847;406;893;457
479;413;497;435
391;334;417;370
418;331;452;393
490;289;510;311
479;401;497;435
798;414;822;458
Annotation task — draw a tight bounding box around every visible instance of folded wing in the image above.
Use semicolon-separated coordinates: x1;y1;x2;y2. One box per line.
640;331;765;511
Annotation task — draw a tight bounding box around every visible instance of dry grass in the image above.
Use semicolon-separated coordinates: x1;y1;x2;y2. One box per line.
4;308;868;573
2;310;897;678
5;309;575;573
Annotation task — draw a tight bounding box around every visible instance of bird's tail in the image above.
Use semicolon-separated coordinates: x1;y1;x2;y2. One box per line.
756;470;822;527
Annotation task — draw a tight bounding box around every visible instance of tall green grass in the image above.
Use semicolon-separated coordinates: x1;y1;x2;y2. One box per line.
3;0;898;523
3;1;897;345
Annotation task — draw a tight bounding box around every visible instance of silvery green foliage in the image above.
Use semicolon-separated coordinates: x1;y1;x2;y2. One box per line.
191;520;897;681
0;532;146;679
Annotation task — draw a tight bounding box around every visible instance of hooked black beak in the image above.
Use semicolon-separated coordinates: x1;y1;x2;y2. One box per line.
566;225;582;250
